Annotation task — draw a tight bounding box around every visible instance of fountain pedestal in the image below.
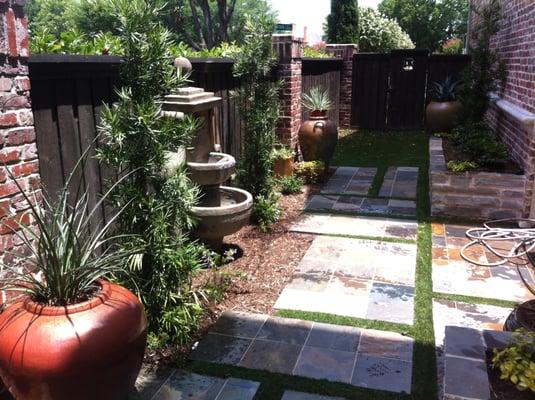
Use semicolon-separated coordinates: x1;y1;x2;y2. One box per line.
163;79;252;251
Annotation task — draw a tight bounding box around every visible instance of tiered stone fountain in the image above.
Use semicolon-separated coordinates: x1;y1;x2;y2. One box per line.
163;58;252;250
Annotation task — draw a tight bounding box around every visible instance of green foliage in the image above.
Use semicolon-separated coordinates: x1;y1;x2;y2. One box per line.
296;161;325;184
451;122;508;165
97;0;205;346
26;0;76;37
271;146;295;161
326;0;359;44
446;160;478;172
430;76;459;102
171;41;241;58
233;15;280;205
252;192;282;233
440;37;463;54
279;175;304;195
303;46;330;58
72;0;120;36
30;28;123;55
0;157;137;307
493;329;535;393
302;87;333;112
458;0;506;124
358;7;414;52
378;0;469;52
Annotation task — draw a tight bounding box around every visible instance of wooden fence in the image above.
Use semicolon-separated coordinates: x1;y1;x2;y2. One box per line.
301;58;342;124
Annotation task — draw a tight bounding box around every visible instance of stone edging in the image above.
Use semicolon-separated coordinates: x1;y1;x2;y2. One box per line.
443;326;511;400
429;137;527;219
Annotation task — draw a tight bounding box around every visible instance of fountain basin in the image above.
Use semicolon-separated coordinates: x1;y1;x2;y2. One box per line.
187;152;236;186
191;186;253;250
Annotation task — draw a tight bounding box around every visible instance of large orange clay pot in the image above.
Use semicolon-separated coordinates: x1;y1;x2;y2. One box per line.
425;101;462;133
298;112;338;166
0;281;147;400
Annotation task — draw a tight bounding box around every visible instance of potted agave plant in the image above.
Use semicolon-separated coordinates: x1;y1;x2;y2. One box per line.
426;76;461;132
0;164;147;400
298;86;338;167
272;145;295;178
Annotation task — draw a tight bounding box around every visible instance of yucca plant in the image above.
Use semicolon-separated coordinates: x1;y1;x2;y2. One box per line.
0;158;139;307
430;76;459;102
302;86;333;112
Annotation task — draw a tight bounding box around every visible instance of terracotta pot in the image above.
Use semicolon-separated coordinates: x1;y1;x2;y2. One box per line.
504;299;535;332
298;115;338;166
0;281;147;400
425;101;462;133
273;157;294;178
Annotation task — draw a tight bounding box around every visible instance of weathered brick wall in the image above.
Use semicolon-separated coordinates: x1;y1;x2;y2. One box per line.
430;137;527;219
326;44;357;129
469;0;535;216
273;34;303;148
0;0;40;299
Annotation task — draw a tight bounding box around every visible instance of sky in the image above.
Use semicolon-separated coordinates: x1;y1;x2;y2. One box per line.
269;0;380;44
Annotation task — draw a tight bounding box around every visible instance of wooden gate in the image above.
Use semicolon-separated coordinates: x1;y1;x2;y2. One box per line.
351;50;470;130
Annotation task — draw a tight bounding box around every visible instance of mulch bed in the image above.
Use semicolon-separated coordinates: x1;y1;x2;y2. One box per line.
486;350;534;400
442;137;523;174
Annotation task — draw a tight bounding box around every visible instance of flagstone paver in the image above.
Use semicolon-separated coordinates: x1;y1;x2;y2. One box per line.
306;195;417;217
321;167;377;195
432;223;534;302
274;236;417;324
151;370;259;400
282;391;346;400
190;312;413;394
379;167;419;199
290;214;418;240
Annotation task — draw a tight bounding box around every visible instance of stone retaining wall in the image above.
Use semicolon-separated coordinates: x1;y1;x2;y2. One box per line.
429;137;527;220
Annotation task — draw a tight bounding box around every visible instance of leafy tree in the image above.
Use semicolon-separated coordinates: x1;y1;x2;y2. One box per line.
359;7;414;52
326;0;359;44
71;0;120;36
378;0;469;52
26;0;75;36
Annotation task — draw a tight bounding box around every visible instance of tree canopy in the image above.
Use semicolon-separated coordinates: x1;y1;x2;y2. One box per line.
326;0;359;44
359;7;414;52
378;0;469;52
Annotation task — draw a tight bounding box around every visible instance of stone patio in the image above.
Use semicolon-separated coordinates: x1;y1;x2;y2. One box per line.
274;236;416;324
290;214;418;241
282;391;346;400
305;195;417;217
190;312;413;394
379;167;419;199
432;223;534;302
321;167;377;195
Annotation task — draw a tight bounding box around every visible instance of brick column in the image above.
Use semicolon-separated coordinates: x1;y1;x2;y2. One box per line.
326;44;358;129
273;34;303;148
0;0;40;290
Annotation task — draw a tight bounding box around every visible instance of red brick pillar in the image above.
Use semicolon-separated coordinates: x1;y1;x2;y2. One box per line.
0;0;40;291
273;34;303;148
326;44;358;129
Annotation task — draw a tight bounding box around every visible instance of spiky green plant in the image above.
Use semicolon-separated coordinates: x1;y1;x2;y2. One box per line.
302;86;334;112
430;76;459;102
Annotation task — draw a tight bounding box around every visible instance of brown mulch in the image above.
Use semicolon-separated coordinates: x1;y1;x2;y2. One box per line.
486;350;534;400
442;137;523;174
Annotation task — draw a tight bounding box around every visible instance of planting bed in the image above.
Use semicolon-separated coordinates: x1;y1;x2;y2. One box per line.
486;351;533;400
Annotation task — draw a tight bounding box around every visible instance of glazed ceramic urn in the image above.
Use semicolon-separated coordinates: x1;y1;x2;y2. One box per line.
0;281;147;400
425;101;462;133
298;111;338;166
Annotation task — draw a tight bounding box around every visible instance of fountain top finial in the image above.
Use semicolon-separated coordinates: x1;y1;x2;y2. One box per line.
174;57;193;74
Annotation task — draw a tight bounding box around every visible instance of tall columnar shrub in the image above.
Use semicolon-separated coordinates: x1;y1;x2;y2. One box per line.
233;15;281;230
98;0;205;345
326;0;359;44
459;0;505;123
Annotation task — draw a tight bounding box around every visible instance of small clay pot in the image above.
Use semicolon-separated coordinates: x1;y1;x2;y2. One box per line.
425;101;462;133
0;281;147;400
298;115;338;166
273;157;294;178
504;299;535;332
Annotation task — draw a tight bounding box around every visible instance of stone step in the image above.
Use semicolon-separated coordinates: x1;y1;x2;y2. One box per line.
282;391;346;400
190;311;413;394
378;166;419;200
320;167;377;196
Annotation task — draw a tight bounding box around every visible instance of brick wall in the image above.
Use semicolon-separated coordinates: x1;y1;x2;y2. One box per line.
0;0;40;301
326;44;357;129
469;0;535;216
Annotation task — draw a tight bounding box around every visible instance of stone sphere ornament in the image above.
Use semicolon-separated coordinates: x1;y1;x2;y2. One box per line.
174;57;192;73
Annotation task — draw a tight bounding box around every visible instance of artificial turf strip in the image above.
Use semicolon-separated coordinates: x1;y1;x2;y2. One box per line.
433;292;518;309
188;360;411;400
276;309;414;337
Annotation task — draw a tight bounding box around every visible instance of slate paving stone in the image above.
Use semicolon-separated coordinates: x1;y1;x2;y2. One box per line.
282;391;346;400
379;167;418;199
293;346;356;383
210;311;267;339
306;196;416;217
239;339;302;375
444;356;490;400
305;322;361;352
358;330;413;362
256;317;312;345
217;378;260;400
444;326;486;360
190;333;251;365
321;167;377;195
366;283;414;325
351;356;412;393
482;330;512;350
